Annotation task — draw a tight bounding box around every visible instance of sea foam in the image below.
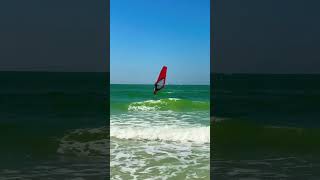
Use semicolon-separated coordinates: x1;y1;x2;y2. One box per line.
111;126;210;143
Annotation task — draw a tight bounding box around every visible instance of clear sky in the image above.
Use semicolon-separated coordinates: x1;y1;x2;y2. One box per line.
110;0;210;84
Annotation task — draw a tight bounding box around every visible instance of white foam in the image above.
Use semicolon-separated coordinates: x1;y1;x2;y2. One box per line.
111;138;210;179
128;105;159;111
128;100;164;111
127;98;183;112
110;111;210;179
57;127;108;157
111;126;210;143
168;98;181;101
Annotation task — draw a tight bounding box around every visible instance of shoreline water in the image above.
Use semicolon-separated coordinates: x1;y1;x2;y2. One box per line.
211;74;320;179
111;84;210;179
0;72;109;179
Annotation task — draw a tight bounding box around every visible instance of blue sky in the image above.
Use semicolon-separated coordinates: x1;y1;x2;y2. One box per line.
110;0;210;84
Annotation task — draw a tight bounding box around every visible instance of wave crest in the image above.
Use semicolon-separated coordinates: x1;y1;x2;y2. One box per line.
57;127;108;157
128;98;209;112
111;126;210;143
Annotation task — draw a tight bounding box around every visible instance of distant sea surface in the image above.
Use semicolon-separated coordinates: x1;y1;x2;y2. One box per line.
111;84;210;179
212;74;320;179
0;72;108;179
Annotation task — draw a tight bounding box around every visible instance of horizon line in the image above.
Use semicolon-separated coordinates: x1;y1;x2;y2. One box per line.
211;72;320;75
110;83;210;85
0;70;109;73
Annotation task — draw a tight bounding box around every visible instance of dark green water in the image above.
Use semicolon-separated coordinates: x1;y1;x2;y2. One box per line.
212;74;320;179
0;72;108;179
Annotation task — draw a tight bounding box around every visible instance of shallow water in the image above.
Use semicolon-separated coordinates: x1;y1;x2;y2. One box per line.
212;74;320;179
111;84;210;179
0;72;109;179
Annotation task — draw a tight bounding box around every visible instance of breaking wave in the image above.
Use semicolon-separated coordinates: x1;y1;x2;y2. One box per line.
127;98;209;112
111;126;209;143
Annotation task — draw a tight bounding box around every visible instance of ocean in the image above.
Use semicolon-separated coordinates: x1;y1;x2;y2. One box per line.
5;72;318;179
212;74;320;179
110;84;210;179
0;72;109;179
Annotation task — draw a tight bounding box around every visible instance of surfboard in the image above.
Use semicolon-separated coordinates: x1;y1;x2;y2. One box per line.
154;66;167;94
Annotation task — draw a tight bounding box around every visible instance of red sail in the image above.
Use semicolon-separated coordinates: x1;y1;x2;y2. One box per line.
154;66;167;94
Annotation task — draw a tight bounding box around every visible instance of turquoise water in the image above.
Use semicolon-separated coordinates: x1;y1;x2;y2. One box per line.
111;84;210;179
0;72;108;179
212;74;320;179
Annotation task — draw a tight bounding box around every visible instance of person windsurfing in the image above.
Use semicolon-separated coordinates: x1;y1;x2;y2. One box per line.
154;66;167;94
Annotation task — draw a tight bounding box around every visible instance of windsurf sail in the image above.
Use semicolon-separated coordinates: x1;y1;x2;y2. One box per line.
154;66;167;94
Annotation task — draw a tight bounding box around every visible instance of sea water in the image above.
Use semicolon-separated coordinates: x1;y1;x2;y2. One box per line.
0;72;108;179
212;74;320;179
111;84;210;179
